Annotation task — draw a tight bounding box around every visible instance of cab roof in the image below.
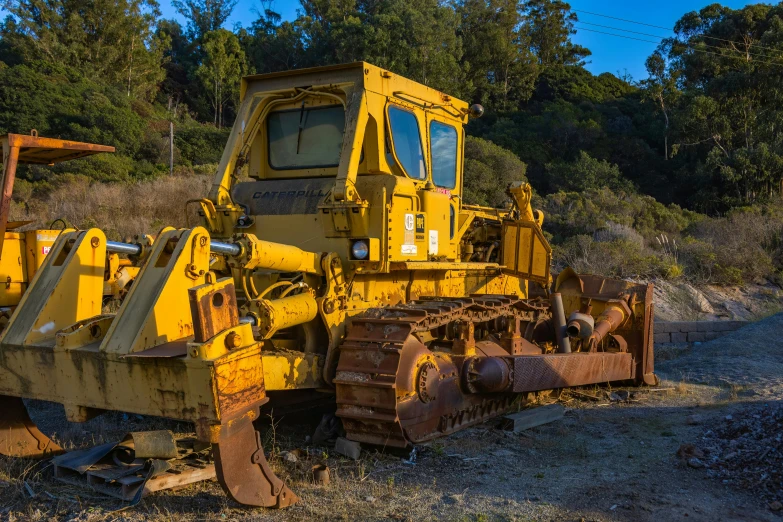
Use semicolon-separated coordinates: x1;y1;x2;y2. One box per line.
240;62;469;115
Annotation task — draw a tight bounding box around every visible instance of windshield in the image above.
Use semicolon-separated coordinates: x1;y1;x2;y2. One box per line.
267;105;345;169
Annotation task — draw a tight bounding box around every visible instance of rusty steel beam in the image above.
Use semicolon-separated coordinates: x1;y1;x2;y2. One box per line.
510;352;634;392
0;144;20;258
2;133;115;165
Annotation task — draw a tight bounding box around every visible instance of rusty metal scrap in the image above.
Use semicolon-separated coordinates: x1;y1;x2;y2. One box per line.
52;432;213;503
212;407;298;508
0;395;63;458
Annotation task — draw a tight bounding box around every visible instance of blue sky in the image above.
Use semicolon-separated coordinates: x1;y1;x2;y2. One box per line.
0;0;756;81
156;0;757;81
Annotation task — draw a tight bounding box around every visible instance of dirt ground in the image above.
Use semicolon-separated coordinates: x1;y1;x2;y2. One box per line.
3;316;783;521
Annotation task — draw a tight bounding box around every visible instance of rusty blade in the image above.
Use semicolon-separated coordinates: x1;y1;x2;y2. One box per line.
213;410;298;508
0;395;63;458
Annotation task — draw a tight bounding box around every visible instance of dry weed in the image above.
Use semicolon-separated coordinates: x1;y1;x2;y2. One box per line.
10;174;211;239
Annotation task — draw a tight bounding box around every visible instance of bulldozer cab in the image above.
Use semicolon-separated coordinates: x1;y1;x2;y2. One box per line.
205;62;527;274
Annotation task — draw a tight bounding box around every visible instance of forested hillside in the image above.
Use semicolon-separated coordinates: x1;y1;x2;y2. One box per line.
2;0;783;288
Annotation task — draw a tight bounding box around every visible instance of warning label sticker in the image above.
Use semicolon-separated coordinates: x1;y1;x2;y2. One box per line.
403;213;415;247
429;230;438;255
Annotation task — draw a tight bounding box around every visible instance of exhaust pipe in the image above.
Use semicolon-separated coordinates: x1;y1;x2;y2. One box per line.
566;312;595;339
589;300;632;346
550;293;571;354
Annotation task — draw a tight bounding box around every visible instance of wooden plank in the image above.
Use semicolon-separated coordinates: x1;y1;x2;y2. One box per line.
143;464;216;493
56;459;216;501
504;404;565;433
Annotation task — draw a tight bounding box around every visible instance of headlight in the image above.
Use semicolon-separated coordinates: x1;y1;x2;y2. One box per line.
351;240;369;260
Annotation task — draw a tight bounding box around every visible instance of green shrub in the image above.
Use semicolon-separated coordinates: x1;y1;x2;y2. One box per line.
175;124;231;165
554;235;670;279
683;209;780;284
545;151;635;193
463;136;527;208
541;188;695;243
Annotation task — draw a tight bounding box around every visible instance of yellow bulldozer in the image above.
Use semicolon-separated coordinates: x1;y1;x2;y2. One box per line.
0;62;655;509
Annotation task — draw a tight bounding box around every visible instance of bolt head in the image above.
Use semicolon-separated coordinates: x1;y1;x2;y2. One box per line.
225;331;242;349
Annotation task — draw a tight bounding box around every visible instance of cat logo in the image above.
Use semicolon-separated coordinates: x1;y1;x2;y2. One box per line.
415;214;425;233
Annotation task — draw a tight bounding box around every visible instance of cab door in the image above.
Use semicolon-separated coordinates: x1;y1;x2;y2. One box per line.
423;113;462;260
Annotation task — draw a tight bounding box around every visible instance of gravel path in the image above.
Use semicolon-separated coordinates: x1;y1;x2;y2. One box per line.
657;312;783;396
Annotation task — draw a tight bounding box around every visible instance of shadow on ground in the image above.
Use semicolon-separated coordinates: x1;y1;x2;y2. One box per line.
0;385;776;522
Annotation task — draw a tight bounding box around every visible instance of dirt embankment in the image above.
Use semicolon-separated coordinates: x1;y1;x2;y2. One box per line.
653;280;783;322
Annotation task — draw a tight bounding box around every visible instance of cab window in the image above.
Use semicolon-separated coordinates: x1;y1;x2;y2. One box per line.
430;121;458;189
388;106;426;179
268;105;344;169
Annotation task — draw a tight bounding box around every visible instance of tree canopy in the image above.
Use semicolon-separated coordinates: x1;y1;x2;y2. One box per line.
2;0;783;216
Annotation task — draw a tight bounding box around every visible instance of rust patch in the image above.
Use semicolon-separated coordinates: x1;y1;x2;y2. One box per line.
214;353;266;420
213;407;298;508
189;280;239;343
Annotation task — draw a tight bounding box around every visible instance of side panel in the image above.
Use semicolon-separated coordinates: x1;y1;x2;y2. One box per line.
24;230;59;280
0;234;26;306
501;221;551;286
344;269;527;314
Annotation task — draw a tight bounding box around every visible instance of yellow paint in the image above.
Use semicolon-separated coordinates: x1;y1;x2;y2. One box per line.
261;353;322;390
189;322;255;360
0;232;26;307
251;292;319;338
101;227;211;354
1;229;106;346
23;230;59;280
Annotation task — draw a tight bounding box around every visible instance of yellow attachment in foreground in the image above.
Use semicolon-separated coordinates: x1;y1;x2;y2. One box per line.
101;227;211;354
1;228;106;346
0;224;326;441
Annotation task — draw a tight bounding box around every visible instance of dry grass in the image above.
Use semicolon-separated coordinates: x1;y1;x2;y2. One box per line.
1;379;775;521
10;173;212;240
675;380;692;396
